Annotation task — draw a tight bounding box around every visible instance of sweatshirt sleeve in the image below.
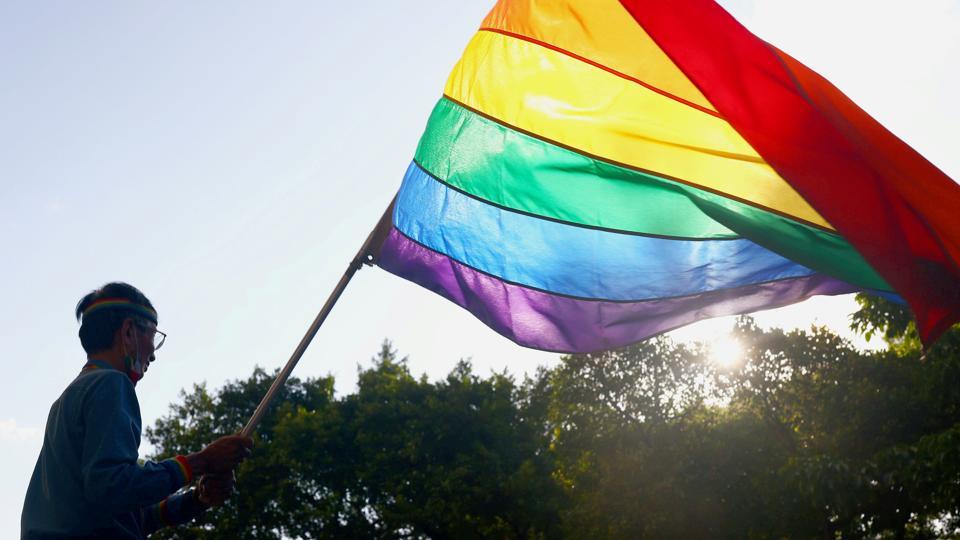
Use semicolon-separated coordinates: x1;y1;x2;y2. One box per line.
140;488;207;536
79;371;193;516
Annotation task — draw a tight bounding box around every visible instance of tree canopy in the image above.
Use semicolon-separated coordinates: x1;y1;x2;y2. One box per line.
148;295;960;539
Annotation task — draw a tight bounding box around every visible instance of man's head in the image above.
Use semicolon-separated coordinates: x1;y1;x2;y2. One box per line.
76;282;163;381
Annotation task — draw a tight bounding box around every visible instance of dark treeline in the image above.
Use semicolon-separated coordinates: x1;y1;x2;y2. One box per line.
149;296;960;539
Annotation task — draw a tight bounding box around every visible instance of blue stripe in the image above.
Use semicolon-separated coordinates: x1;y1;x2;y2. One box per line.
394;162;817;301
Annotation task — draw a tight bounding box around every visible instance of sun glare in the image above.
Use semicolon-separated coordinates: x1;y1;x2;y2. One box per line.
709;336;744;369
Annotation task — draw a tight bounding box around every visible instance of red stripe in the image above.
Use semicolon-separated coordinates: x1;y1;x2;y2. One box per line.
618;0;960;344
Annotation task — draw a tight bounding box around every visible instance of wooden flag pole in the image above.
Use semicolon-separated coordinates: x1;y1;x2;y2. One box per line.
241;199;395;437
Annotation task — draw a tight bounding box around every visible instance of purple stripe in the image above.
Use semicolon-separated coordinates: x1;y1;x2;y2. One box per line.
378;228;859;353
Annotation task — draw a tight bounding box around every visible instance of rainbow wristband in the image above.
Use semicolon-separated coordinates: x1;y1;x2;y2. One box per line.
154;497;175;527
173;455;194;485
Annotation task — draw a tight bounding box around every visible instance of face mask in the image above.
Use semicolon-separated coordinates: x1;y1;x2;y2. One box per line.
124;354;144;384
122;325;145;385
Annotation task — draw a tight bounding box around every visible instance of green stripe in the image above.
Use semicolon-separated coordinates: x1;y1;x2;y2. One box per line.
418;98;737;240
416;98;892;291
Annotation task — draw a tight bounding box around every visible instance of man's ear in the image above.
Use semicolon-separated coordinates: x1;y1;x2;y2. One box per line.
119;318;136;348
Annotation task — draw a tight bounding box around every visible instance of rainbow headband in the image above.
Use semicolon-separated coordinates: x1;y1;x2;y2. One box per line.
82;298;158;324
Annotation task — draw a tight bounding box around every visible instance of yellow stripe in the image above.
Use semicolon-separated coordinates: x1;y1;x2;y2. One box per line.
444;31;833;230
481;0;715;112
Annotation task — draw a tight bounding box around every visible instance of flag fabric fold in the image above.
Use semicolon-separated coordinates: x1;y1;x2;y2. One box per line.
375;0;960;352
619;0;960;343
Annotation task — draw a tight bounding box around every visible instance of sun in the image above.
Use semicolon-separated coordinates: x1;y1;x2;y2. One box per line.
709;336;744;369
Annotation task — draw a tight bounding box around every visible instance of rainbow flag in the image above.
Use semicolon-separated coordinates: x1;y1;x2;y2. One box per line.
375;0;960;352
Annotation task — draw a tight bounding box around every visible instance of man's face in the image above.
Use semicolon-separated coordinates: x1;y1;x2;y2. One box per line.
130;320;159;378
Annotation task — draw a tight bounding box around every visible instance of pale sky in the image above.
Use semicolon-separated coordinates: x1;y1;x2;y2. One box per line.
2;1;957;535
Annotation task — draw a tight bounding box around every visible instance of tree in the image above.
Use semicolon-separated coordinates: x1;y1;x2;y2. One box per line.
540;296;960;539
148;341;563;539
148;296;960;539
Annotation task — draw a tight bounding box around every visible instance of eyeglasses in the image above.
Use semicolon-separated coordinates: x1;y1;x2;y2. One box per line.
153;329;167;350
135;320;167;350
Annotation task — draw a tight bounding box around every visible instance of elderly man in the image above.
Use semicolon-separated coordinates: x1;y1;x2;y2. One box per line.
22;282;253;539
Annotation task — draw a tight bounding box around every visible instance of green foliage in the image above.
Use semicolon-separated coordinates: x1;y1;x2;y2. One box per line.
851;293;921;354
148;299;960;539
148;341;562;539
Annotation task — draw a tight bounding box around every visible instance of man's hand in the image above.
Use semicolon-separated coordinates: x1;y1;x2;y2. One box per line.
186;434;253;476
196;472;236;508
